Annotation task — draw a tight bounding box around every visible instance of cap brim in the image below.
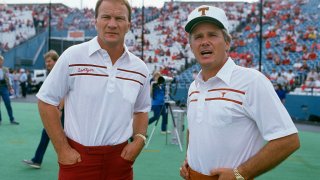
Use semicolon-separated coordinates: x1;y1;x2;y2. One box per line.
185;16;225;33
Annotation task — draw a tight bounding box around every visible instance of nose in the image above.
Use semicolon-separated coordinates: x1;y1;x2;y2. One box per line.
107;18;117;29
200;38;209;47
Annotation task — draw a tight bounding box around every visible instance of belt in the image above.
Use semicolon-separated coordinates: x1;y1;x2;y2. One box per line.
188;167;219;180
67;137;128;155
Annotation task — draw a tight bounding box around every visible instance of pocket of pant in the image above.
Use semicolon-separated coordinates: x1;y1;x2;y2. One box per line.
58;161;81;169
120;156;135;165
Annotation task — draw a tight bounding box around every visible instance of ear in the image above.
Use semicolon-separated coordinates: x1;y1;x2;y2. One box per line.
126;22;131;33
188;34;194;53
187;33;191;43
225;41;231;52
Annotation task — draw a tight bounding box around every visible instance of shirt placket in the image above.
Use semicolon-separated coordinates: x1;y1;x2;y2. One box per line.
102;52;116;94
107;67;116;93
196;85;207;123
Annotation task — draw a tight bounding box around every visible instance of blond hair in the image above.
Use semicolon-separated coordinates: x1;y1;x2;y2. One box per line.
44;50;59;62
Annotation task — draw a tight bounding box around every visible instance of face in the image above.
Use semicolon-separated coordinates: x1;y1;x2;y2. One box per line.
45;57;56;71
95;0;130;48
189;22;230;70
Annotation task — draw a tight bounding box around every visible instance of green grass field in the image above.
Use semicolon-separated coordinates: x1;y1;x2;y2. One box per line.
0;102;319;179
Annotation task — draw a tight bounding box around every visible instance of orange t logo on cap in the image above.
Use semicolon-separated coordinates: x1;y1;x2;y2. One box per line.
198;7;209;16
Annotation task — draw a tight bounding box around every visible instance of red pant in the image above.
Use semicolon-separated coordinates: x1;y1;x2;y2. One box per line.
58;138;133;180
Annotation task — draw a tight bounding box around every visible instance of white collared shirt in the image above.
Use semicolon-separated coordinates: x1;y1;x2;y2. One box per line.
187;57;297;175
37;36;151;146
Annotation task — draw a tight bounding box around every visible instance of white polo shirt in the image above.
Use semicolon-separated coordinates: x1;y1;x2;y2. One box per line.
187;58;297;175
37;36;151;146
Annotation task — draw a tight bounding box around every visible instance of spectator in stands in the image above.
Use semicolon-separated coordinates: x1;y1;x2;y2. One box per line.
299;60;310;81
286;69;296;90
266;49;273;60
302;51;309;60
275;84;286;104
308;50;317;60
277;72;288;87
22;50;62;169
269;68;278;81
265;39;271;49
293;59;303;70
305;77;317;93
180;5;299;180
273;52;281;65
315;76;320;88
282;55;291;65
307;68;319;81
36;0;150;179
0;55;19;125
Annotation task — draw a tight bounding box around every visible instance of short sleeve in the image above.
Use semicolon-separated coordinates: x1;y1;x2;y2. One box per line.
243;73;298;141
36;50;70;106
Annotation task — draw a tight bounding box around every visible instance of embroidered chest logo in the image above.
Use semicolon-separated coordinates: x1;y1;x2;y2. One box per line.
198;7;209;16
78;67;94;73
221;92;227;97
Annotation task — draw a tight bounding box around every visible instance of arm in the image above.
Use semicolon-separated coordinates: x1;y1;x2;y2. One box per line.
150;82;155;98
4;68;13;93
132;112;148;137
180;129;190;179
121;112;148;161
58;99;65;110
209;74;300;179
38;100;81;165
211;133;300;179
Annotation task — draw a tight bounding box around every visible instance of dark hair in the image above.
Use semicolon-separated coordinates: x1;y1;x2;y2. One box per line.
95;0;132;22
157;76;165;84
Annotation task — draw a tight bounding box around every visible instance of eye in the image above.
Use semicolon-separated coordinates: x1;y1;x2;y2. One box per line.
193;35;202;40
209;33;217;37
101;15;111;19
116;16;126;21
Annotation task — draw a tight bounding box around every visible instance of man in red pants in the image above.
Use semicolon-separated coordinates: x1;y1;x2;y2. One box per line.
37;0;150;179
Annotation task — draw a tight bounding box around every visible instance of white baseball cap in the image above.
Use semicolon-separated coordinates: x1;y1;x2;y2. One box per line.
185;5;230;33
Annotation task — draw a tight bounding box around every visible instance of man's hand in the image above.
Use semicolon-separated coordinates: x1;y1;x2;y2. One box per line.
57;147;81;165
210;168;235;180
120;137;144;161
180;158;190;180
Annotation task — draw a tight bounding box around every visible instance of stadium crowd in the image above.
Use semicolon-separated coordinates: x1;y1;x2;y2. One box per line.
0;0;319;99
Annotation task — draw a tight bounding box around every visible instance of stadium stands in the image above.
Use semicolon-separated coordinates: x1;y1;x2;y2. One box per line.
0;0;319;103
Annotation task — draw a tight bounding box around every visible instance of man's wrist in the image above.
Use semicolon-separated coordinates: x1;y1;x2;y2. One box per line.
233;168;245;180
134;133;147;145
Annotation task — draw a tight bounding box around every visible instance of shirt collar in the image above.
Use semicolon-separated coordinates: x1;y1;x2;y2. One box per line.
88;36;101;56
195;57;236;86
215;57;236;86
88;36;130;60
